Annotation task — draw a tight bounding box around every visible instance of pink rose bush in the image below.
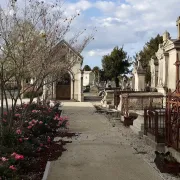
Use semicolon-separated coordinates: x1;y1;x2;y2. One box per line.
0;102;69;179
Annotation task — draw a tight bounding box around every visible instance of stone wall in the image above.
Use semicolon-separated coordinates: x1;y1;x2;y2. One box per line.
120;92;164;116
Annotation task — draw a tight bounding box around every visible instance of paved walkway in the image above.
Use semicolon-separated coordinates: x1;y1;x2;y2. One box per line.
47;102;162;180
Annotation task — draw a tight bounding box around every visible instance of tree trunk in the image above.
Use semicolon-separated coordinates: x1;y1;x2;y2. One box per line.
115;77;119;87
0;64;4;140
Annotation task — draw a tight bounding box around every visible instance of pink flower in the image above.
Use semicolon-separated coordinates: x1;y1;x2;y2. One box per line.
39;121;43;124
3;112;7;115
29;121;32;125
1;157;8;162
19;138;23;142
15;154;24;160
32;110;39;113
54;116;59;120
24;137;29;141
27;126;32;129
47;136;51;143
16;129;22;135
37;147;41;152
32;119;38;124
40;143;43;147
59;117;63;121
15;114;21;117
11;152;24;160
9;165;16;171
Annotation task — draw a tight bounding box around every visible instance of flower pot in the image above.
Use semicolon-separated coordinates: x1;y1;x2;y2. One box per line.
154;151;180;174
123;116;134;127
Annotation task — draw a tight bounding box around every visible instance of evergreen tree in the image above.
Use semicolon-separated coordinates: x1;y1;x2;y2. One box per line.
102;46;131;87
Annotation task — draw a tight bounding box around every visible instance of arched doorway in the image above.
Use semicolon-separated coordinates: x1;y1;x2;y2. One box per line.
56;73;71;100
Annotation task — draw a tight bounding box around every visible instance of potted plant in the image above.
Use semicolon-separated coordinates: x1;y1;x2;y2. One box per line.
124;116;133;126
154;151;180;174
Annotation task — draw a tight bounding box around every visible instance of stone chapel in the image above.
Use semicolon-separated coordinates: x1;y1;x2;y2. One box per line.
42;40;84;102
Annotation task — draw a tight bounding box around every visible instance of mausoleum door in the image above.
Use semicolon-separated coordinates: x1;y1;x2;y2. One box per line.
56;73;71;100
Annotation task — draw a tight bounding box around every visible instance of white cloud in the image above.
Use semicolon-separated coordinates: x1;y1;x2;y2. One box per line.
87;48;112;57
65;0;92;13
1;0;180;67
94;1;116;13
86;0;180;56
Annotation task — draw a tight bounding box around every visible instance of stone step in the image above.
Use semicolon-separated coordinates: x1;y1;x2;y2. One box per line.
130;125;144;137
133;120;144;131
84;96;102;101
143;135;165;152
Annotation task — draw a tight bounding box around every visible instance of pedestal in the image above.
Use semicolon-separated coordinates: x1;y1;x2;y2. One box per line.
157;86;166;96
130;110;144;137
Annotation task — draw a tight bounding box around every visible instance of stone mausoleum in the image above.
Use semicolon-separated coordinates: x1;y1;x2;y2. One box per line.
150;17;180;95
42;40;84;102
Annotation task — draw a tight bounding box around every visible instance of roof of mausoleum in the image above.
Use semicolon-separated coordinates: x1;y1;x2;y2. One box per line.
56;40;83;59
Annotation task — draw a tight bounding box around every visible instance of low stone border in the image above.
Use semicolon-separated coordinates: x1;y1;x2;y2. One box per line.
144;158;166;180
42;161;51;180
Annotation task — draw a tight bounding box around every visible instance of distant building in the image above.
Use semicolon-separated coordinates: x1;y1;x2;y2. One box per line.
83;71;95;86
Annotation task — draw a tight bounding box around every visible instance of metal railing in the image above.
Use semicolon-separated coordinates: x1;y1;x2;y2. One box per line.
166;92;180;151
144;108;166;143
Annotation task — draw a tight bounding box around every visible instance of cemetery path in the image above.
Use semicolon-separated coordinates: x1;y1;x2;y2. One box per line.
47;102;163;180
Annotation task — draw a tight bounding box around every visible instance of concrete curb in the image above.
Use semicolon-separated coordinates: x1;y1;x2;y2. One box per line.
42;161;51;180
144;158;166;180
42;104;65;180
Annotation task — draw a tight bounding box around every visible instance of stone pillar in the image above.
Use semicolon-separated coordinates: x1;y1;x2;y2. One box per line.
163;52;169;87
133;69;146;91
156;52;168;95
176;16;180;39
132;76;135;89
155;61;159;87
150;58;156;88
53;82;56;99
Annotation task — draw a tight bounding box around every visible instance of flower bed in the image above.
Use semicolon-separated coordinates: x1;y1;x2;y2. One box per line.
0;102;73;179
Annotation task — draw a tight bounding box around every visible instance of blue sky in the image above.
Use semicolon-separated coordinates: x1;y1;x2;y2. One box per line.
64;0;179;69
1;0;180;69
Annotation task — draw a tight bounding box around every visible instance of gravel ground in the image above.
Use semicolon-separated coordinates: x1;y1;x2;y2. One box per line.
48;102;163;180
48;101;179;180
102;108;180;180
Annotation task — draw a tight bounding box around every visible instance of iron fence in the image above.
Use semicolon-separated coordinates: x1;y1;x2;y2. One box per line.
144;108;166;143
166;92;180;151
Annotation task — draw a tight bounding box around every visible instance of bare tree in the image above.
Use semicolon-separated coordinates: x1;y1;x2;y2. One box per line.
0;0;95;134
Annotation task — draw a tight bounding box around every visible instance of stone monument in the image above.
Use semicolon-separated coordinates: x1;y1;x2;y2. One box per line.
132;55;146;91
149;57;159;91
